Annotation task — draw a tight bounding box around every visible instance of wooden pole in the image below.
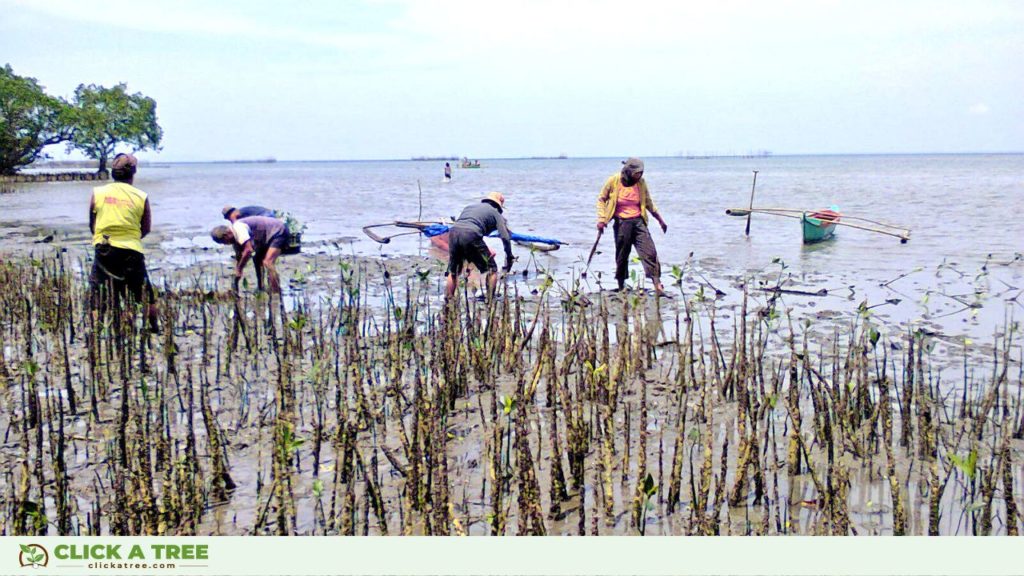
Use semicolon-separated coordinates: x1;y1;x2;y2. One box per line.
417;179;423;221
745;170;758;236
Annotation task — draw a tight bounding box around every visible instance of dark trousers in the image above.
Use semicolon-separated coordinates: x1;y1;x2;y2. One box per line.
613;217;660;284
446;226;495;276
89;245;155;313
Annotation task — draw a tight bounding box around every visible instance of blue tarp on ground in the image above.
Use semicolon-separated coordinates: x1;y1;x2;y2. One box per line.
421;223;564;246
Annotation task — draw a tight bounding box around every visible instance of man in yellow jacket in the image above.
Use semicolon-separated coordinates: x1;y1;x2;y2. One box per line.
595;157;670;296
89;153;157;327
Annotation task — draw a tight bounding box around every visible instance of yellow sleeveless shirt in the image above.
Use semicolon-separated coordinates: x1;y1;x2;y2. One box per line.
92;182;147;253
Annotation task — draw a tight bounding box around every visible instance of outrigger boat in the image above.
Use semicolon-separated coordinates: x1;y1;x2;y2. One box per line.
363;221;567;252
800;209;841;243
726;207;910;243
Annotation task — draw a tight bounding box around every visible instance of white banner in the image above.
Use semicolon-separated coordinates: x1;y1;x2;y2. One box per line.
2;536;1023;576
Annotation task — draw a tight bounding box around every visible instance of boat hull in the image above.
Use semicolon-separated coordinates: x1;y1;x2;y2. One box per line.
801;210;840;243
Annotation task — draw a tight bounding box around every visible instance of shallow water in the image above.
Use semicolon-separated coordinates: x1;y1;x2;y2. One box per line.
4;154;1023;342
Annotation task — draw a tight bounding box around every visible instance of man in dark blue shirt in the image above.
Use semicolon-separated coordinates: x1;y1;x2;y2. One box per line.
222;205;276;222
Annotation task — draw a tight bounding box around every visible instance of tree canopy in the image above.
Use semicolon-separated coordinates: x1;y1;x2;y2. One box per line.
69;83;163;173
0;64;74;175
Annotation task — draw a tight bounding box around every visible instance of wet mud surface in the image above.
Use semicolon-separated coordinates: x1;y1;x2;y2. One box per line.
0;230;1022;536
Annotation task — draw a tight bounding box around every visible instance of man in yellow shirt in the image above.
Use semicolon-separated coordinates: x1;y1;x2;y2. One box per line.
595;157;670;296
89;153;157;327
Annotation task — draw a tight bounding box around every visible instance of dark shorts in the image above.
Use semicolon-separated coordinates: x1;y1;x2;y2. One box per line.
446;226;495;276
90;245;155;307
267;230;289;251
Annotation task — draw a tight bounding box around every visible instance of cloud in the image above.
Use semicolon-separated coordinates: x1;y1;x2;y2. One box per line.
968;103;990;115
1;0;392;51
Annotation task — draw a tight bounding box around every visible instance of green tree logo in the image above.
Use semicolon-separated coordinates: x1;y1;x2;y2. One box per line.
18;544;48;568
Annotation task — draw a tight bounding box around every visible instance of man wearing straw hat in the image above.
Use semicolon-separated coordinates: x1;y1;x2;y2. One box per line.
88;152;159;329
445;192;514;301
595;157;670;297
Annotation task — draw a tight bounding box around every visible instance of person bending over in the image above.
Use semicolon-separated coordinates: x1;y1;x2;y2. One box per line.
445;192;514;301
211;215;290;293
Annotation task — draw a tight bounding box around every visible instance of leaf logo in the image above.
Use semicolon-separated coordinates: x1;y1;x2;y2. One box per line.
18;544;48;568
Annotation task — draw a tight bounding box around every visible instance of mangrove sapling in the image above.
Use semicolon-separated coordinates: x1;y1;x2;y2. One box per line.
998;419;1020;535
630;375;651;532
5;251;1024;535
710;429;729;535
512;386;546;535
200;371;235;502
622;406;631;488
636;473;657;535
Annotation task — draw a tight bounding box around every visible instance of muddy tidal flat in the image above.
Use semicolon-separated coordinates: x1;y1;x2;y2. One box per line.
0;240;1021;536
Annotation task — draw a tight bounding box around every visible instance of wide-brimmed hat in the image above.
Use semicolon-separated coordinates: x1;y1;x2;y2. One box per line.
483;191;506;211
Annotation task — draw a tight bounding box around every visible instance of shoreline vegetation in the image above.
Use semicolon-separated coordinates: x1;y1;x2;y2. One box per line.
1;171;109;184
0;248;1020;536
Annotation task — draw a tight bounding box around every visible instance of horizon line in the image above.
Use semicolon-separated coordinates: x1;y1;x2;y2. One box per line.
149;150;1024;165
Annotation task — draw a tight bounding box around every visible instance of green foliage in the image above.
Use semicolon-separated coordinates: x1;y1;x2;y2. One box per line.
583;360;607;379
278;425;305;456
949;450;978;480
68;83;162;172
278;212;307;234
642;472;657;497
500;395;516;415
287;314;307;331
670;264;684;285
0;64;73;175
22;359;39;378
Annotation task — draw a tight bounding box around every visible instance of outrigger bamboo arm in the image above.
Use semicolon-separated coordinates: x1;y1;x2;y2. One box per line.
362;220;447;243
727;207;909;231
727;208;802;218
726;208;911;242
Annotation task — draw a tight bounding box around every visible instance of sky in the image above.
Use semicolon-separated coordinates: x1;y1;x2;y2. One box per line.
1;0;1022;161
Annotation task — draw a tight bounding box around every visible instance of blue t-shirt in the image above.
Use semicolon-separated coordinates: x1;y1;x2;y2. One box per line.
236;205;275;218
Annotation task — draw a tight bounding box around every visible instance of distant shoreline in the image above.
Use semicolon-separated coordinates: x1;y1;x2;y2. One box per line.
25;151;1023;168
155;151;1023;164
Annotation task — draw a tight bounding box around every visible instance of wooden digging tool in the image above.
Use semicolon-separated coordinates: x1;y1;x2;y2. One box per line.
586;228;603;268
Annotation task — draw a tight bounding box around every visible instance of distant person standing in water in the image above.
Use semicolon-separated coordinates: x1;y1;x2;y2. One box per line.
211;215;290;294
444;162;452;181
89;152;159;328
445;192;514;301
595;157;670;297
